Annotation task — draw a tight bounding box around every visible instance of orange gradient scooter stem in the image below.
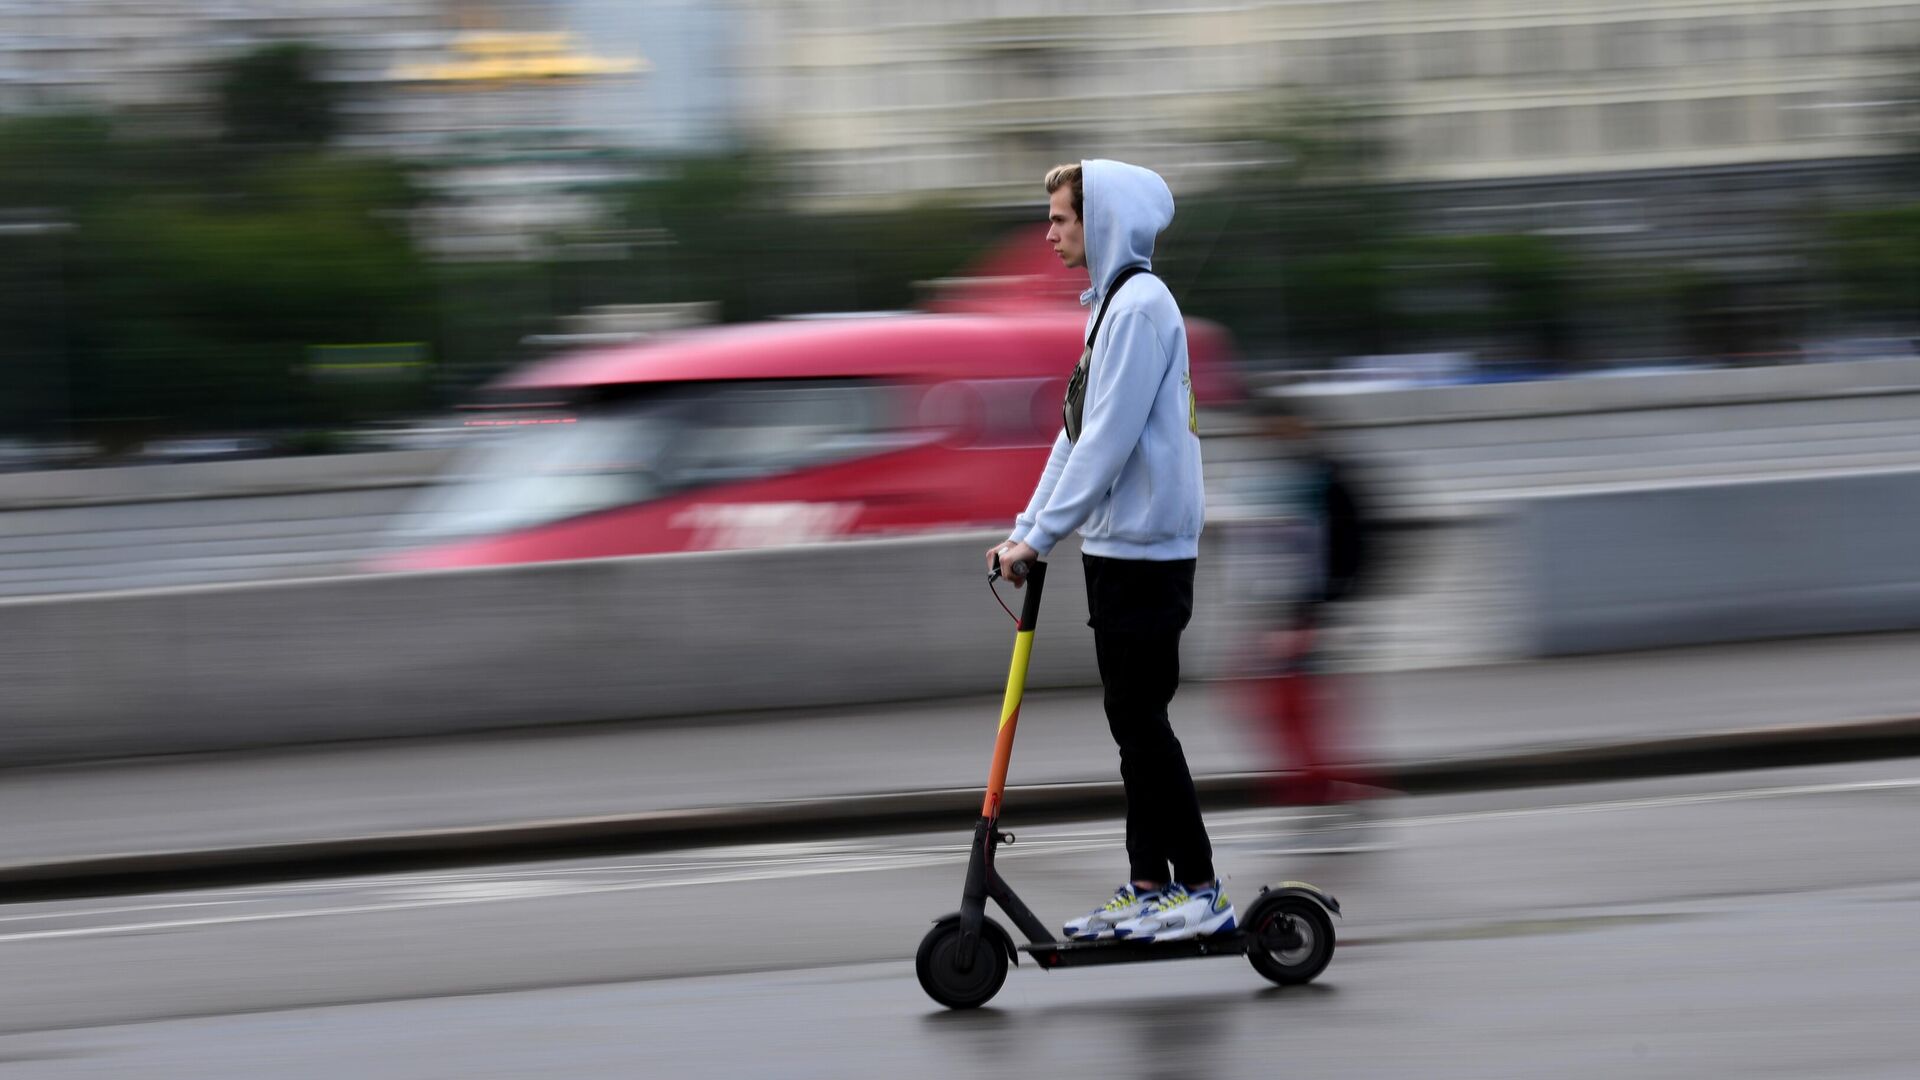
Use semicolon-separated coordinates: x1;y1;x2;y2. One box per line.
981;560;1043;822
951;559;1058;964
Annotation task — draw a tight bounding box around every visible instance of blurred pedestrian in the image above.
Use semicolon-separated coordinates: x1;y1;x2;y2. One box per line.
1224;392;1378;810
986;159;1234;943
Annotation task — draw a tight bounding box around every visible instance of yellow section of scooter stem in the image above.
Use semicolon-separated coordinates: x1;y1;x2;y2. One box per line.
999;630;1034;731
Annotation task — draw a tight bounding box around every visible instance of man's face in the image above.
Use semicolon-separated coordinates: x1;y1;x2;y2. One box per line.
1046;186;1085;270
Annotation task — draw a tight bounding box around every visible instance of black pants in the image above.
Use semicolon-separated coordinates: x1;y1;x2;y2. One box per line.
1082;553;1213;886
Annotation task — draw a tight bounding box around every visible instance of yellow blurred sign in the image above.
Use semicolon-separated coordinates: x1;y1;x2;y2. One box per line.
395;32;647;84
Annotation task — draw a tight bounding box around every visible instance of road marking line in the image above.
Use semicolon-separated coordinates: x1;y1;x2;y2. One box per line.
7;774;1915;943
1390;776;1920;829
0;899;257;925
0;856;962;944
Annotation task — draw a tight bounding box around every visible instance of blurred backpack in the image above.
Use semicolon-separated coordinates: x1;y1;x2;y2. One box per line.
1317;455;1372;606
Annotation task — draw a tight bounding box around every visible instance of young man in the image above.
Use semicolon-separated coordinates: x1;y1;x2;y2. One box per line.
986;160;1232;943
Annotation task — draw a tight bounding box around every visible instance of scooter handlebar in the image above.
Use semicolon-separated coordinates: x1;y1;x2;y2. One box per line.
988;552;1031;584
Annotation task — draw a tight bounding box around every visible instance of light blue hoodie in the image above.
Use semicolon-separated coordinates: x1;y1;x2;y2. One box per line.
1011;159;1205;561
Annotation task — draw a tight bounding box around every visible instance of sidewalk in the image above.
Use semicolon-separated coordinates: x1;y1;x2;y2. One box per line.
7;630;1920;891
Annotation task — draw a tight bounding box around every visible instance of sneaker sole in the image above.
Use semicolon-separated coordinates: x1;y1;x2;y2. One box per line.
1118;911;1237;945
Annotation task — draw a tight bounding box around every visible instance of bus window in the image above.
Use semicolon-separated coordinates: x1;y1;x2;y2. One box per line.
406;380;909;541
670;380;910;486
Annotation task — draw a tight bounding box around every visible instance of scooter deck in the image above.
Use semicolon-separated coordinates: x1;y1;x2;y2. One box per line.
1022;932;1256;969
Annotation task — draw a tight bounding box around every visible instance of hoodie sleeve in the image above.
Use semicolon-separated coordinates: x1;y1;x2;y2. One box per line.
1010;429;1072;544
1022;309;1167;556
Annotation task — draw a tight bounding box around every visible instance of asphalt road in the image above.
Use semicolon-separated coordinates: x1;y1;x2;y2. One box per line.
5;759;1920;1077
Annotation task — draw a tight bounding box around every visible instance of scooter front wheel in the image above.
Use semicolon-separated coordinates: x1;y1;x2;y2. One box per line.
916;922;1008;1009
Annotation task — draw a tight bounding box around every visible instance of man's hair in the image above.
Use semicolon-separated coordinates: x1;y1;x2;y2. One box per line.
1045;163;1083;221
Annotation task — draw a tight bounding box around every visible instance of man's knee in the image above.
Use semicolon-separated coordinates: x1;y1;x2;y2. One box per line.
1108;713;1182;755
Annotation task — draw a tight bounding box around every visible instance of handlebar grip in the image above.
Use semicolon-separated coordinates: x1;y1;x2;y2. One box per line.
989;551;1031;584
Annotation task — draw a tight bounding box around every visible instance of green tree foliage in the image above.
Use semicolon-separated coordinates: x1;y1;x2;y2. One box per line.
1162;95;1586;366
79;153;433;432
1157;97;1402;358
605;152;987;322
0;43;435;443
1825;203;1920;320
216;42;340;148
1390;234;1581;363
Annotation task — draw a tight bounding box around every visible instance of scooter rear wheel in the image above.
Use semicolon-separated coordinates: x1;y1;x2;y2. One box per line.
1247;897;1336;986
916;922;1008;1009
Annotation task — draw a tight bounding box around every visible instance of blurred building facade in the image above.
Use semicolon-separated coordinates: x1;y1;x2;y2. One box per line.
729;0;1917;368
0;1;738;257
0;1;444;119
738;2;1915;214
17;2;1909;220
0;0;1910;352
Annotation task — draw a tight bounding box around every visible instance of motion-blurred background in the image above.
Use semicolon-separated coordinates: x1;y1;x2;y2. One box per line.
3;0;1917;459
7;5;1920;1075
3;0;1918;595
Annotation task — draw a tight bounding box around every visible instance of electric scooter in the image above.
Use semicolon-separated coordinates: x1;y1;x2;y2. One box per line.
915;555;1342;1010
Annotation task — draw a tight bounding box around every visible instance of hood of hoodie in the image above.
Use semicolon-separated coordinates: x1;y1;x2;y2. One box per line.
1079;159;1175;306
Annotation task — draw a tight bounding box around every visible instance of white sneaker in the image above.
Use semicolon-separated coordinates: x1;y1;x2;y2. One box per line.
1064;883;1166;941
1113;882;1236;943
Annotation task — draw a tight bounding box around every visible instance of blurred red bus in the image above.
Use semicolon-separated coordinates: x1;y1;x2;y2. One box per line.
385;242;1239;570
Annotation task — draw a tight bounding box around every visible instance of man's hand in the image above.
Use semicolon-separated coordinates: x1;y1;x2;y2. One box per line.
986;540;1041;587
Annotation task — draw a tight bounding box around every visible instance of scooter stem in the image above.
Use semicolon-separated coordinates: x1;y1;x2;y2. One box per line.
982;561;1046;821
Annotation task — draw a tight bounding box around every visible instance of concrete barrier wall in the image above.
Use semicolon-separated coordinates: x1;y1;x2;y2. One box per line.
21;359;1920;763
0;449;456;511
13;354;1920;509
27;458;1920;762
1518;467;1920;656
0;531;1253;766
1301;355;1920;427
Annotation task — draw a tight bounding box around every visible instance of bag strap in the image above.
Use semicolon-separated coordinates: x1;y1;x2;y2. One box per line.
1086;265;1152;350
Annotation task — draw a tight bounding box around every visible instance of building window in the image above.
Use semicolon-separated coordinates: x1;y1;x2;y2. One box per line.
987;50;1062;101
1342;1;1386;24
878;64;907;110
1834;6;1881;52
903;63;932;109
1513;106;1571;158
1148;48;1188;94
1777;92;1833;140
941;61;978;108
1599;21;1658;71
1683;18;1747;63
1328;35;1389;85
1237;41;1278;87
1282;39;1325;85
1197;46;1245;92
1505;25;1565;76
1418;30;1476;80
1690;96;1750;146
801;68;831;114
1416;111;1481;164
1775;10;1833;57
1601;100;1659;151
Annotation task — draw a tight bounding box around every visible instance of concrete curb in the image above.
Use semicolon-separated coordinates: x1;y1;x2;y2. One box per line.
8;715;1920;902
